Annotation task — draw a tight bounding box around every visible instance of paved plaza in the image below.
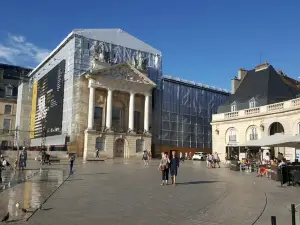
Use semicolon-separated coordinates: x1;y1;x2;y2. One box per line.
0;159;299;225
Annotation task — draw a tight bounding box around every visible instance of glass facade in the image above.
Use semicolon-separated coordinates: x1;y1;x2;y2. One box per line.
153;78;229;150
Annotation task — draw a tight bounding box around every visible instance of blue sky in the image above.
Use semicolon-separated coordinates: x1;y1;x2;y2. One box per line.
0;0;300;90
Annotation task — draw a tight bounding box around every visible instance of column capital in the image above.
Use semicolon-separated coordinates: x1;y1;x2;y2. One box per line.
144;93;151;97
129;91;136;96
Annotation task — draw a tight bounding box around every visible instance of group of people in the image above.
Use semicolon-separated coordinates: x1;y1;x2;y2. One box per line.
0;147;28;170
206;152;220;168
142;150;152;165
158;151;180;186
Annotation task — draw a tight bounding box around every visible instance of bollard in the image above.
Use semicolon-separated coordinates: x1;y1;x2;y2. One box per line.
292;204;296;225
271;216;276;225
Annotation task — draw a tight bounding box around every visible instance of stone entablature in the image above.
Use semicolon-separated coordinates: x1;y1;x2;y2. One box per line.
212;97;300;122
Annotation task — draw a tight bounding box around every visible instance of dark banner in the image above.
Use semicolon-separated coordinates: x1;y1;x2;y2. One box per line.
34;60;65;138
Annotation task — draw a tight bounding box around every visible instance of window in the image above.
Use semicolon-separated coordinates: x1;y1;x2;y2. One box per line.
5;86;13;97
134;111;141;132
297;123;300;135
112;108;122;131
136;139;144;152
4;105;12;114
250;127;258;140
94;107;103;130
228;129;236;142
231;102;237;112
249;98;256;108
95;137;105;151
3;119;10;133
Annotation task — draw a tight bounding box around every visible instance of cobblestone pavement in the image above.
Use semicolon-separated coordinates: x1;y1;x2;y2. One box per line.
0;159;299;225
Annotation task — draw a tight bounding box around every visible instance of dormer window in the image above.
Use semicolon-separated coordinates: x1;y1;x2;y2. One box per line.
249;97;256;108
5;85;13;97
231;101;237;112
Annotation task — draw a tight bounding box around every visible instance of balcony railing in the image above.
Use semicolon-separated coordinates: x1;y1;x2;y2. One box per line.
249;134;258;140
212;96;300;122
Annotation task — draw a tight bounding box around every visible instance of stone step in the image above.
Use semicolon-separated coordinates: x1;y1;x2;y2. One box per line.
86;158;106;161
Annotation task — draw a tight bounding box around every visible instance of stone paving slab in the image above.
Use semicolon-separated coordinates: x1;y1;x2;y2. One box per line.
0;160;299;225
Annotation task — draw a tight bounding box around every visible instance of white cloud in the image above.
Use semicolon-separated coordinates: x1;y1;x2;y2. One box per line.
0;34;50;66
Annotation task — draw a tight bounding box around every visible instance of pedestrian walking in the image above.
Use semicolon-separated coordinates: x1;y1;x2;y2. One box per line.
179;152;184;162
214;152;220;168
142;150;149;165
69;154;75;175
22;147;27;168
96;149;100;158
170;151;179;185
158;153;170;185
206;154;211;168
148;150;152;161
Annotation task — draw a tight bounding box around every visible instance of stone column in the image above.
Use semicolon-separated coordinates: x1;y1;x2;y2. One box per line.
144;94;150;133
87;86;95;130
128;92;135;132
106;89;113;130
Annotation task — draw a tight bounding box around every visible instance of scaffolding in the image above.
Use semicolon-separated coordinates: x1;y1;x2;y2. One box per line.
153;77;229;150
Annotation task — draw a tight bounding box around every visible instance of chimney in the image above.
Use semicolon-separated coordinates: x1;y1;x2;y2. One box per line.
255;61;270;72
238;68;247;80
231;76;240;94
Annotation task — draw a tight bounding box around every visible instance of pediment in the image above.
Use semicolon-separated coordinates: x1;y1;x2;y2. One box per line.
89;63;156;86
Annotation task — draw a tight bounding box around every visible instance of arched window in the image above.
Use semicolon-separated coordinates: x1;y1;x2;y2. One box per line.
228;129;236;142
136;139;144;153
95;137;105;151
269;122;284;135
250;127;257;140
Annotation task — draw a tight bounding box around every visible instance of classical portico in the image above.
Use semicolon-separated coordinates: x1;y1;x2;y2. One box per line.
83;63;156;160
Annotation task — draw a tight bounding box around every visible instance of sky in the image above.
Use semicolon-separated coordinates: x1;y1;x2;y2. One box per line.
0;0;300;91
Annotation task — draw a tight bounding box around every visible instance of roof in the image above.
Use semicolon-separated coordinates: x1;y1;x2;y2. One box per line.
28;29;161;78
223;65;300;105
73;29;161;55
162;75;230;94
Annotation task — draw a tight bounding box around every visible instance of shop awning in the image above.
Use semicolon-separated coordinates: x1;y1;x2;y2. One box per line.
264;135;300;148
240;133;289;147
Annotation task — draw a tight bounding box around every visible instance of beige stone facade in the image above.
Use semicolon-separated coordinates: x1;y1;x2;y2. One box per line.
71;63;156;160
211;98;300;161
0;99;17;148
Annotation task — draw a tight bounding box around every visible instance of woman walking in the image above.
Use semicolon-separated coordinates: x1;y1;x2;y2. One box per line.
158;153;170;185
170;151;179;185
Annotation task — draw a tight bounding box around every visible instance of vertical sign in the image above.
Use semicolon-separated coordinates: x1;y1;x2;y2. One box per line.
30;81;38;139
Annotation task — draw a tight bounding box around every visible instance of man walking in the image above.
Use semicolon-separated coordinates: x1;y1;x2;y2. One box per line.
170;151;180;185
69;154;75;175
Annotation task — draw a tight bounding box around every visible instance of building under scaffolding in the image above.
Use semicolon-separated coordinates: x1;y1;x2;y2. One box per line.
152;75;229;154
15;28;229;157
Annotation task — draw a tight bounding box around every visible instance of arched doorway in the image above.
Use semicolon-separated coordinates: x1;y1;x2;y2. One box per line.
114;138;129;158
269;122;285;159
269;122;284;135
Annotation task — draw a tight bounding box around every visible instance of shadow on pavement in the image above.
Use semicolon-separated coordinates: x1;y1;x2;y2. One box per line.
75;173;108;176
176;180;221;185
65;178;84;181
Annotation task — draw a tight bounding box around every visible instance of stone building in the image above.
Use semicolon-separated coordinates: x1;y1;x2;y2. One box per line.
0;63;32;149
81;63;156;159
211;62;300;161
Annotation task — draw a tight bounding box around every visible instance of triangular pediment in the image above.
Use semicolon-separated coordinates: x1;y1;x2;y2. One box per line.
89;63;156;86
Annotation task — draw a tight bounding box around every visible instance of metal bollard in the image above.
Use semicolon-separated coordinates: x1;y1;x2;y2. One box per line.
271;216;276;225
292;204;296;225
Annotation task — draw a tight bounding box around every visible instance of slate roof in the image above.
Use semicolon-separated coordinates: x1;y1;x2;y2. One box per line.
0;63;32;98
220;65;300;109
